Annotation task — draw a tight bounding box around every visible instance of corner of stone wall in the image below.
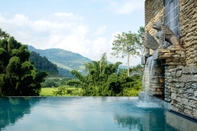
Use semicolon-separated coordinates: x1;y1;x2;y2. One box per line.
145;0;197;119
179;0;197;66
176;0;197;118
153;46;197;118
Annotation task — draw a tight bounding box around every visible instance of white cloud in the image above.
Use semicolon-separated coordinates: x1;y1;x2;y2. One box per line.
93;26;106;36
0;13;112;62
12;14;29;24
0;13;87;50
90;37;108;60
33;20;51;31
0;12;140;66
108;0;144;14
0;13;6;22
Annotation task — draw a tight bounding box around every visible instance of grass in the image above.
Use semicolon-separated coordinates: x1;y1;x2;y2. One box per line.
40;87;141;97
40;88;55;96
40;87;83;96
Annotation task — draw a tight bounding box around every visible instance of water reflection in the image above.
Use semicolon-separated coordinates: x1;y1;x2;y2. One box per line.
114;111;180;131
114;114;143;131
0;97;183;131
0;97;42;130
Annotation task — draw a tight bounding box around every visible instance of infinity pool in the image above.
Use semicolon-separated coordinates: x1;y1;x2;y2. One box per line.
0;97;178;131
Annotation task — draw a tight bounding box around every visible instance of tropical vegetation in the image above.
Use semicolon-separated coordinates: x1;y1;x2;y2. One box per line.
51;53;143;96
0;27;144;97
0;28;47;96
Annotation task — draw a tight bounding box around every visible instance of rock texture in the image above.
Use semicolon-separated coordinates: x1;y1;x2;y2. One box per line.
145;0;197;119
179;0;197;66
145;0;164;55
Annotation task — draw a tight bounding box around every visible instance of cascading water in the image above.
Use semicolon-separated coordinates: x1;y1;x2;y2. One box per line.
138;56;163;108
142;56;157;98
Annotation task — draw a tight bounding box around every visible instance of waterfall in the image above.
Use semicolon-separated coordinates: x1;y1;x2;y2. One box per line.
142;56;157;95
140;55;165;104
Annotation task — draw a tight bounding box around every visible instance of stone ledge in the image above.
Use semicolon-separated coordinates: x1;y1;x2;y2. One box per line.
153;48;185;66
166;111;197;131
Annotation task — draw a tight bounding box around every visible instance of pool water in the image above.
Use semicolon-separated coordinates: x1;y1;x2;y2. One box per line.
0;97;178;131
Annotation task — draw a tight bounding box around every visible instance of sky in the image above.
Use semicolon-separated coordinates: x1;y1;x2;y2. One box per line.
0;0;145;66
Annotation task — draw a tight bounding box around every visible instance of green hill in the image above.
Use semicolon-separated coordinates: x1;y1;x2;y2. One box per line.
29;51;59;76
27;45;92;76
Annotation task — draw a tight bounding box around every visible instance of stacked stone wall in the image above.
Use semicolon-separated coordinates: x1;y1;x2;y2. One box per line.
153;47;197;118
153;48;186;102
145;0;164;54
169;0;197;118
179;0;197;65
145;0;164;36
145;0;197;118
168;66;197;118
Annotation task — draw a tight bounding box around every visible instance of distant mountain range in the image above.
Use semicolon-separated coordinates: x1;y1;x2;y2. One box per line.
27;45;132;77
27;45;92;76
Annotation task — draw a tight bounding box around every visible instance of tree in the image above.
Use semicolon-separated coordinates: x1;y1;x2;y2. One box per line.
0;28;47;96
136;27;145;57
111;32;139;76
68;54;143;96
70;53;123;96
0;28;9;39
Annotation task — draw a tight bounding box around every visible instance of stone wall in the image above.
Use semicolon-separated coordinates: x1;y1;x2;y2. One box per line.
171;0;197;118
170;66;197;118
145;0;164;54
152;48;197;118
145;0;164;35
153;48;186;102
179;0;197;65
144;0;197;119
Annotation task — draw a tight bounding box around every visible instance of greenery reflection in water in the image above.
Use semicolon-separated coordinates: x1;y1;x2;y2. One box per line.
0;97;42;130
114;114;143;131
113;109;179;131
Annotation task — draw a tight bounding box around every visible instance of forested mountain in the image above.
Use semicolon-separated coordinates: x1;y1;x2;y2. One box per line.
27;45;92;77
29;51;58;76
57;67;74;78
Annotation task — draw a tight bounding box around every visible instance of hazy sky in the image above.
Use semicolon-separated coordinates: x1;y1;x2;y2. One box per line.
0;0;145;66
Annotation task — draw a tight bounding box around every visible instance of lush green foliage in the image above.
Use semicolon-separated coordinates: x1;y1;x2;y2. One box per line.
0;29;47;96
67;53;143;96
41;77;70;87
39;64;143;97
52;86;82;96
29;51;58;76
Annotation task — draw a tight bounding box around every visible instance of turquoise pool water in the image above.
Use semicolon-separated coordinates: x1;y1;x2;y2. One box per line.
0;97;178;131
